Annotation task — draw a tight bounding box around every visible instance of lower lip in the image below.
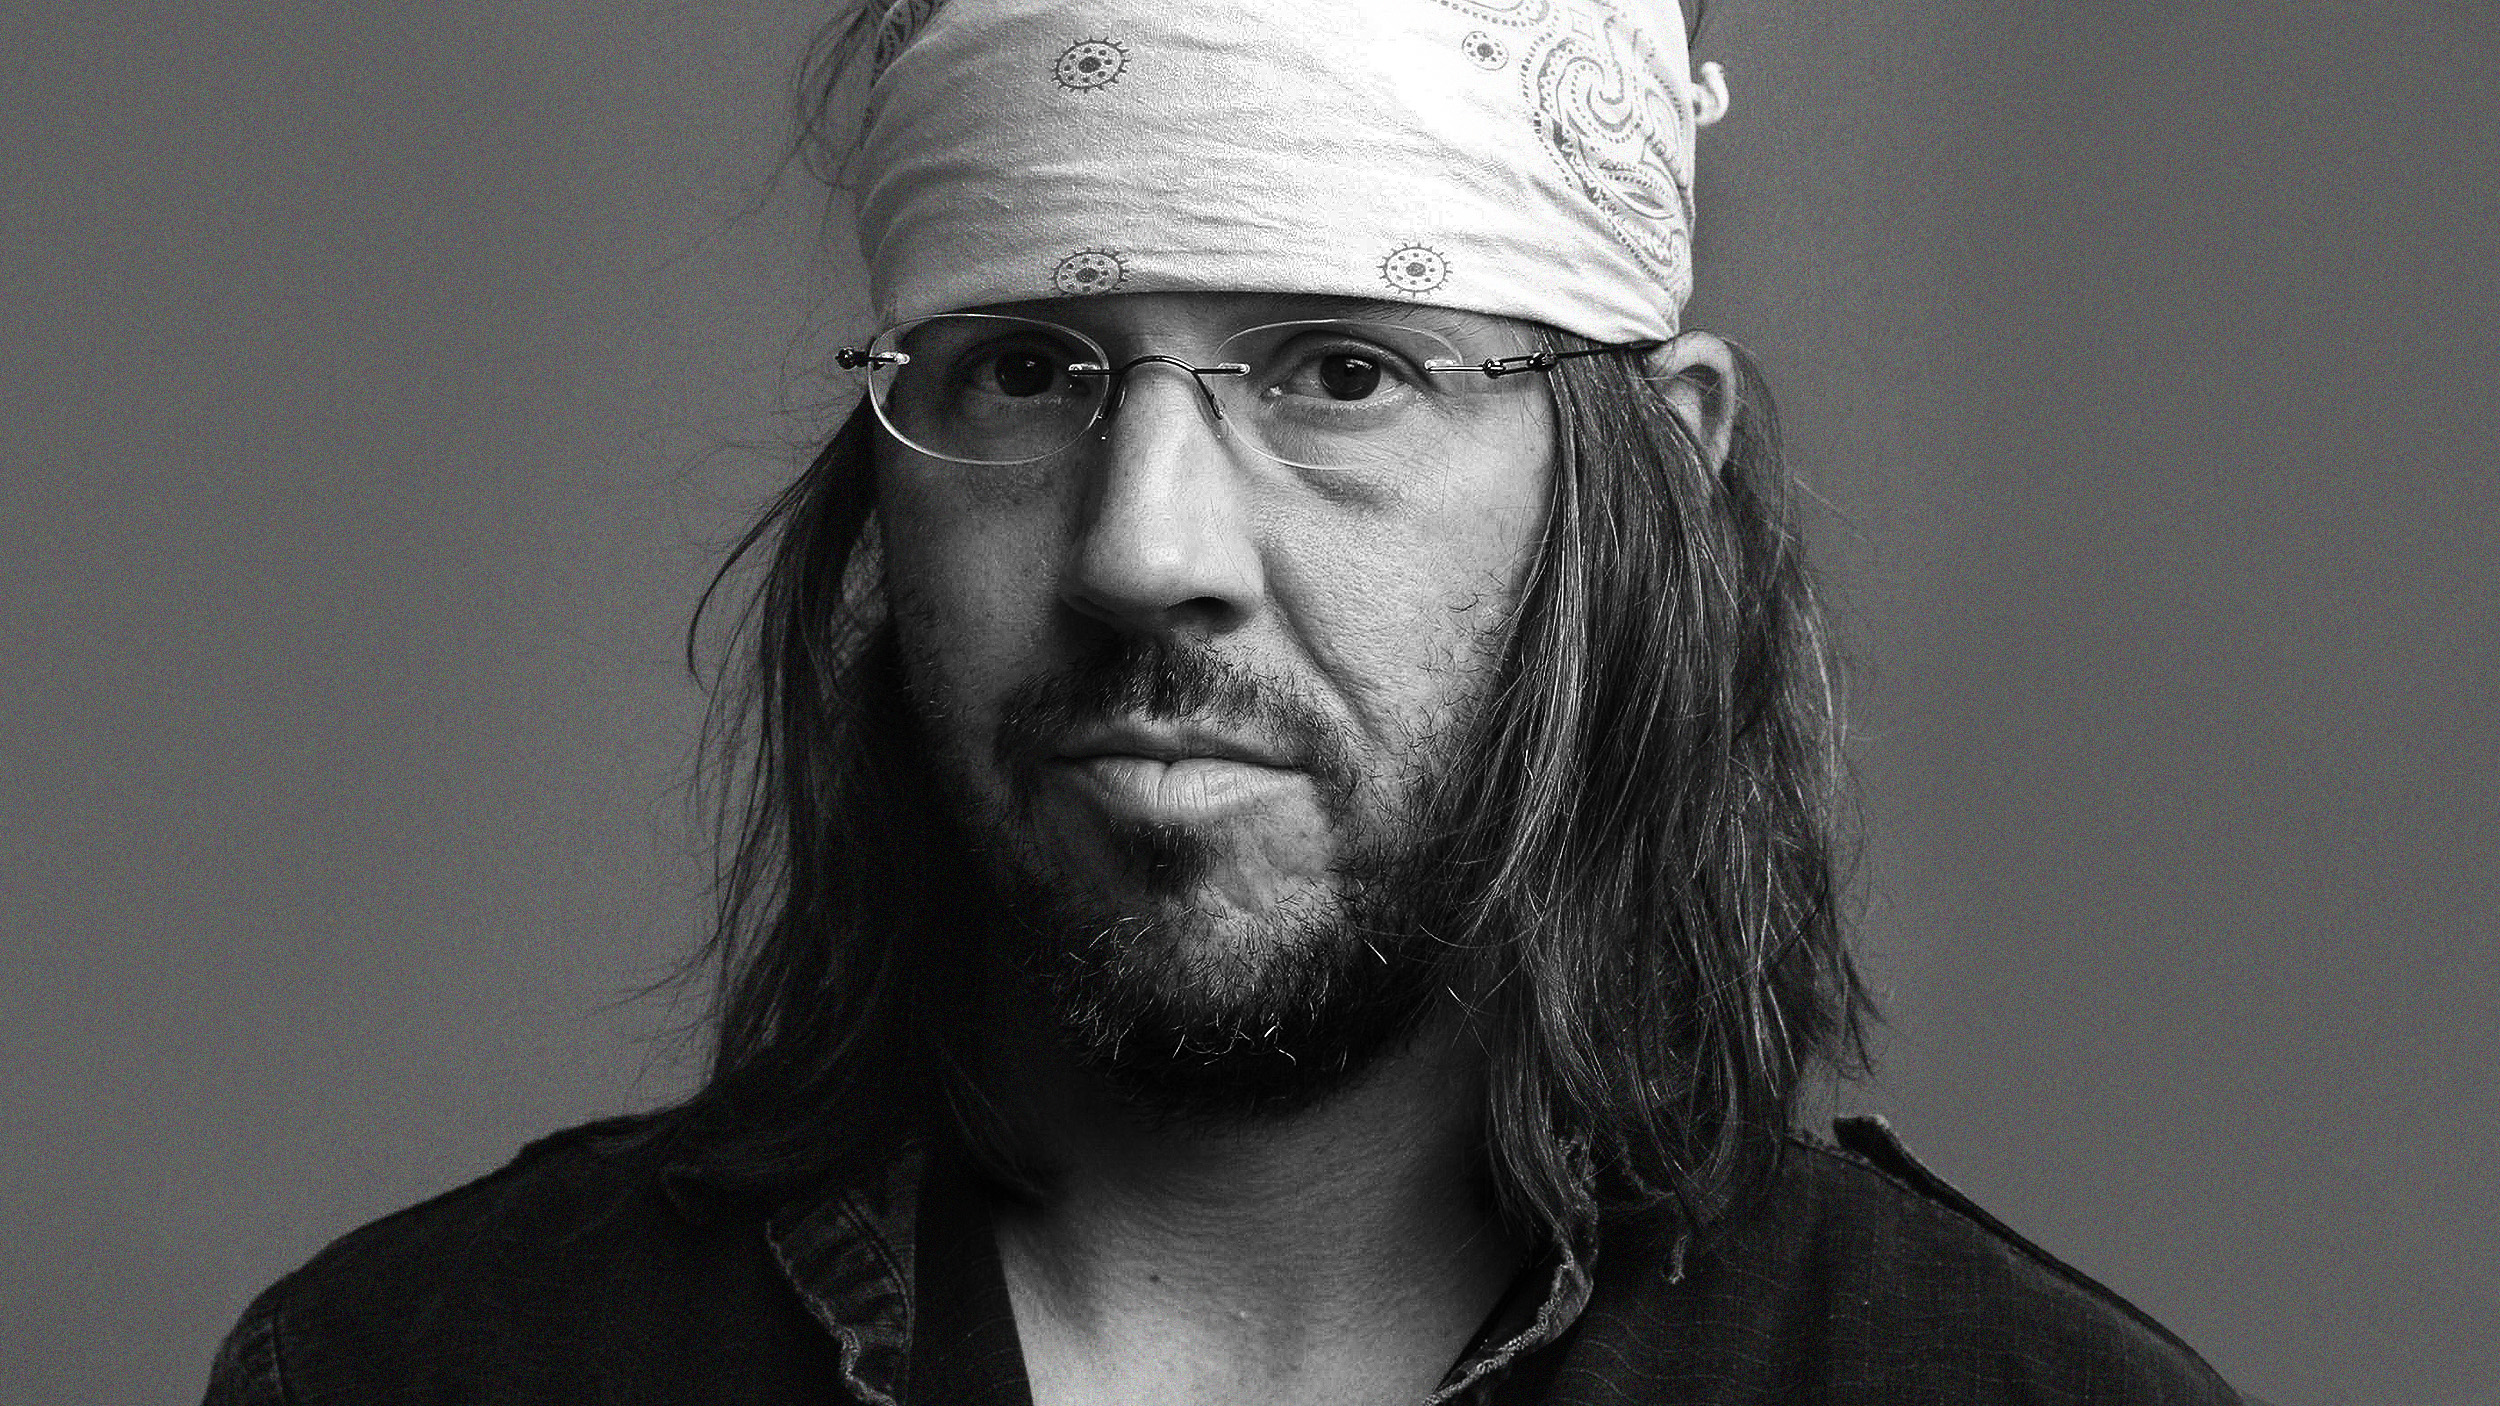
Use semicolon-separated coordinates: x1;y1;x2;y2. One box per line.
1050;755;1307;825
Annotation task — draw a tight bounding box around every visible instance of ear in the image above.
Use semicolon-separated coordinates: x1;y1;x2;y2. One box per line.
1639;330;1739;478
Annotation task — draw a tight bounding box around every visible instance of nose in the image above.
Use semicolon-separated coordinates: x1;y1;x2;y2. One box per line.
1058;362;1262;639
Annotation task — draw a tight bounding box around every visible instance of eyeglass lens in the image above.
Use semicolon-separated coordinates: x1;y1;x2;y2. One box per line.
863;314;1548;471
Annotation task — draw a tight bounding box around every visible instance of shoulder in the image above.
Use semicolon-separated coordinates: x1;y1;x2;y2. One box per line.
1569;1116;2245;1404
203;1113;840;1405
1815;1115;2233;1376
243;1113;699;1309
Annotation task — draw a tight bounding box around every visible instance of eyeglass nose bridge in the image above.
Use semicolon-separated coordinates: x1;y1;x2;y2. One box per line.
1065;353;1253;434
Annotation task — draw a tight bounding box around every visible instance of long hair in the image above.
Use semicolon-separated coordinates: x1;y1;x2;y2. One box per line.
1427;342;1873;1237
666;333;1873;1244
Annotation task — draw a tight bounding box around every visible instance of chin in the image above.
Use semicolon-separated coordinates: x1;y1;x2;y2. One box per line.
988;832;1442;1121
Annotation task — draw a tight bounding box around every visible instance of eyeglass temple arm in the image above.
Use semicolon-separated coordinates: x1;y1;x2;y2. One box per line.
1424;340;1665;379
834;347;909;369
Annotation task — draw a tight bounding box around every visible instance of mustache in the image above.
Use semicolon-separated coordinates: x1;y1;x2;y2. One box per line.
992;636;1361;798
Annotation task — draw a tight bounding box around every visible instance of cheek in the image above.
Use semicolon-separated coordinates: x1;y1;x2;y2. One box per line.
1278;425;1551;744
1401;395;1554;593
878;464;1065;714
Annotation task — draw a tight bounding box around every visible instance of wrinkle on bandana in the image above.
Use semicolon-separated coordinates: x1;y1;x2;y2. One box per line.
853;0;1727;342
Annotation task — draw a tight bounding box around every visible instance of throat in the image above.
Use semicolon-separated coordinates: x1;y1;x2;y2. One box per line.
969;1031;1531;1406
993;1205;1529;1406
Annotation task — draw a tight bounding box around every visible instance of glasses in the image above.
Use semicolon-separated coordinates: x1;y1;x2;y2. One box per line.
835;313;1658;472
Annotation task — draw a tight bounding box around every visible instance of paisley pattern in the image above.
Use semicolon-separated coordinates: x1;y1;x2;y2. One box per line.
869;0;952;80
1431;0;1556;28
856;0;1714;338
1516;2;1691;292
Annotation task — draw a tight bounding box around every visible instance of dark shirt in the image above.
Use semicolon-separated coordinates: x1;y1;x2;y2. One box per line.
205;1112;2246;1404
907;1147;1032;1406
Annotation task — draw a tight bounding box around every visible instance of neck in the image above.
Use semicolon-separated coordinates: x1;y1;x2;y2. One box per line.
967;985;1530;1406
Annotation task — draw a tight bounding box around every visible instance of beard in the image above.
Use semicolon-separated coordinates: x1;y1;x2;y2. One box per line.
901;629;1488;1122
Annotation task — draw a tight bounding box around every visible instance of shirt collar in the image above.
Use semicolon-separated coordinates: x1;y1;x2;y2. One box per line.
760;1140;923;1406
691;1133;1600;1405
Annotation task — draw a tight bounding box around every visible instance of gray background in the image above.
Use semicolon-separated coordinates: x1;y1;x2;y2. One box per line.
4;1;2493;1402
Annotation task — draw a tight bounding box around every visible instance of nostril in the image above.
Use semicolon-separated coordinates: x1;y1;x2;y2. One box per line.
1059;477;1260;636
1060;590;1256;645
1059;577;1244;639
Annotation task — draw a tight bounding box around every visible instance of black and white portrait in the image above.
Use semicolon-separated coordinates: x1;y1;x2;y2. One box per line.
5;3;2493;1403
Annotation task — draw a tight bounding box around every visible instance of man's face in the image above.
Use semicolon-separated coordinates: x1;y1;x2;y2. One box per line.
875;291;1555;1107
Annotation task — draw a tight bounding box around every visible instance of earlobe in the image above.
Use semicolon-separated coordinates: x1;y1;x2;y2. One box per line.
1640;330;1739;480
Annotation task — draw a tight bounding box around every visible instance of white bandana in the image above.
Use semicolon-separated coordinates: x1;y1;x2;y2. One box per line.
853;0;1727;343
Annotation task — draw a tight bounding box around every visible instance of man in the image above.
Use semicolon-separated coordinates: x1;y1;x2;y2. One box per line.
209;1;2247;1402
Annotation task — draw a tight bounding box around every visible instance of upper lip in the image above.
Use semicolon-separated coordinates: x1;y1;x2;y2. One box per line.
1056;720;1292;768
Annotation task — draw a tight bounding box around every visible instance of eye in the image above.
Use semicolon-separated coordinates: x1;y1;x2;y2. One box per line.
974;346;1068;398
1315;353;1383;401
1266;337;1418;405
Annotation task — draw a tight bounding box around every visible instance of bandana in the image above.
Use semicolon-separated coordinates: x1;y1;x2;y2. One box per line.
853;0;1726;344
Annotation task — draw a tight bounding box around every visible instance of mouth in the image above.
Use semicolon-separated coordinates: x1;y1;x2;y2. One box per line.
1055;720;1293;769
1045;721;1307;825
